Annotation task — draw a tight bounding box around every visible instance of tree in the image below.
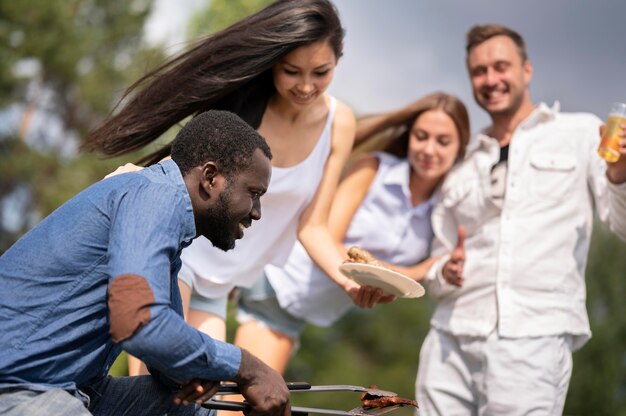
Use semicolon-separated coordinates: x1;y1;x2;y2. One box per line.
0;0;164;252
187;0;272;39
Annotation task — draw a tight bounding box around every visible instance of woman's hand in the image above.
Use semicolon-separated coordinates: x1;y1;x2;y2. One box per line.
104;163;143;179
344;279;396;308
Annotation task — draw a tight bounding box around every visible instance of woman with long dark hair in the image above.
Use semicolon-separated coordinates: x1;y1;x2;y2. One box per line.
85;0;385;376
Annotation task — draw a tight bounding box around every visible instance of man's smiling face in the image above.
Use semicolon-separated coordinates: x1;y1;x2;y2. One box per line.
198;148;271;251
467;35;532;117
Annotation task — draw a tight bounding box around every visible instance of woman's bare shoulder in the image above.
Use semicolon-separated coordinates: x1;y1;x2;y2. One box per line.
333;98;356;125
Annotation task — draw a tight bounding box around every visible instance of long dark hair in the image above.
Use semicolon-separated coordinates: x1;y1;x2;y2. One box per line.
358;92;470;162
83;0;345;165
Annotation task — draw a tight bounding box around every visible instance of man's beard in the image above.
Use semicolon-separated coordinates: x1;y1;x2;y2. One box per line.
204;188;238;252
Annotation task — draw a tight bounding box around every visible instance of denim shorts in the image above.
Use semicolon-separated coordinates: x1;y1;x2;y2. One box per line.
178;263;228;320
236;273;307;340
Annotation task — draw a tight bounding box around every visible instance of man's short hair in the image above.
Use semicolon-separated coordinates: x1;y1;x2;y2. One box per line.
466;24;528;62
171;110;272;177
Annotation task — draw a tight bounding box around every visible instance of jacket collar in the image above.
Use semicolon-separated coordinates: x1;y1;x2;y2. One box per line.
473;101;560;152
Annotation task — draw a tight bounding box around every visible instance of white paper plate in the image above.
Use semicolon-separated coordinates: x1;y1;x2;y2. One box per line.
338;263;425;298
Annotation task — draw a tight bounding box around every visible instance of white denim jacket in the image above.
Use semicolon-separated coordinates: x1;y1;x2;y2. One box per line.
426;102;626;350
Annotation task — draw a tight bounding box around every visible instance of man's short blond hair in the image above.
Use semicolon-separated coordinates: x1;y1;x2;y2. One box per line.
466;24;528;62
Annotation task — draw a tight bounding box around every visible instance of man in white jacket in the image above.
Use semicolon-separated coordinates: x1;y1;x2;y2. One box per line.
416;24;626;415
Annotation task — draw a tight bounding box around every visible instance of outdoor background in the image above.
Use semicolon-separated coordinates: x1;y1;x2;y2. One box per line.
1;1;625;414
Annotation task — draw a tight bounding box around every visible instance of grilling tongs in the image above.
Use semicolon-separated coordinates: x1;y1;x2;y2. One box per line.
202;381;412;416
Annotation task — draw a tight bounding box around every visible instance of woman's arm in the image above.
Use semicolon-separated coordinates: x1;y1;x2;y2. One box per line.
104;163;143;179
327;154;379;243
103;156;171;179
330;154;437;284
298;102;393;308
296;101;358;294
354;100;422;146
379;257;438;282
329;154;401;307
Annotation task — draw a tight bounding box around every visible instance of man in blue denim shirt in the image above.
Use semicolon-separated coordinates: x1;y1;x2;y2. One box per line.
0;111;291;415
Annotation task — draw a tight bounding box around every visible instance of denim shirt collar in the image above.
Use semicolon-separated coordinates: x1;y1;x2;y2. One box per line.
158;159;196;246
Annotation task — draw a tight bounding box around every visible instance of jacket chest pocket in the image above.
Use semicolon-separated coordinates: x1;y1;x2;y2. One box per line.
529;153;577;200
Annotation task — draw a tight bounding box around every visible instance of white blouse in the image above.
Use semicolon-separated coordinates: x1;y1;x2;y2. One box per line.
266;152;435;326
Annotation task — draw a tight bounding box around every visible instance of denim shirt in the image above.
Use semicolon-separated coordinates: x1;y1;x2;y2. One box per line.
0;160;241;392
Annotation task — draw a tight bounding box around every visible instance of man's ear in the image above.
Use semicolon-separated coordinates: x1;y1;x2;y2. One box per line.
523;59;533;86
199;161;221;197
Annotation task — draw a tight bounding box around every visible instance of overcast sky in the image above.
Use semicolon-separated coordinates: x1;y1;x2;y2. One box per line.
147;0;626;134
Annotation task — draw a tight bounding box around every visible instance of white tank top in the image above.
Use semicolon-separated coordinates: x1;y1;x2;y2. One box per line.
266;152;435;326
181;97;336;298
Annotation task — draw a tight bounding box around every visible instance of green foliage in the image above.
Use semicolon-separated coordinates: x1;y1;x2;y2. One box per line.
0;0;159;126
565;223;626;415
187;0;272;39
0;0;164;252
109;351;129;377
